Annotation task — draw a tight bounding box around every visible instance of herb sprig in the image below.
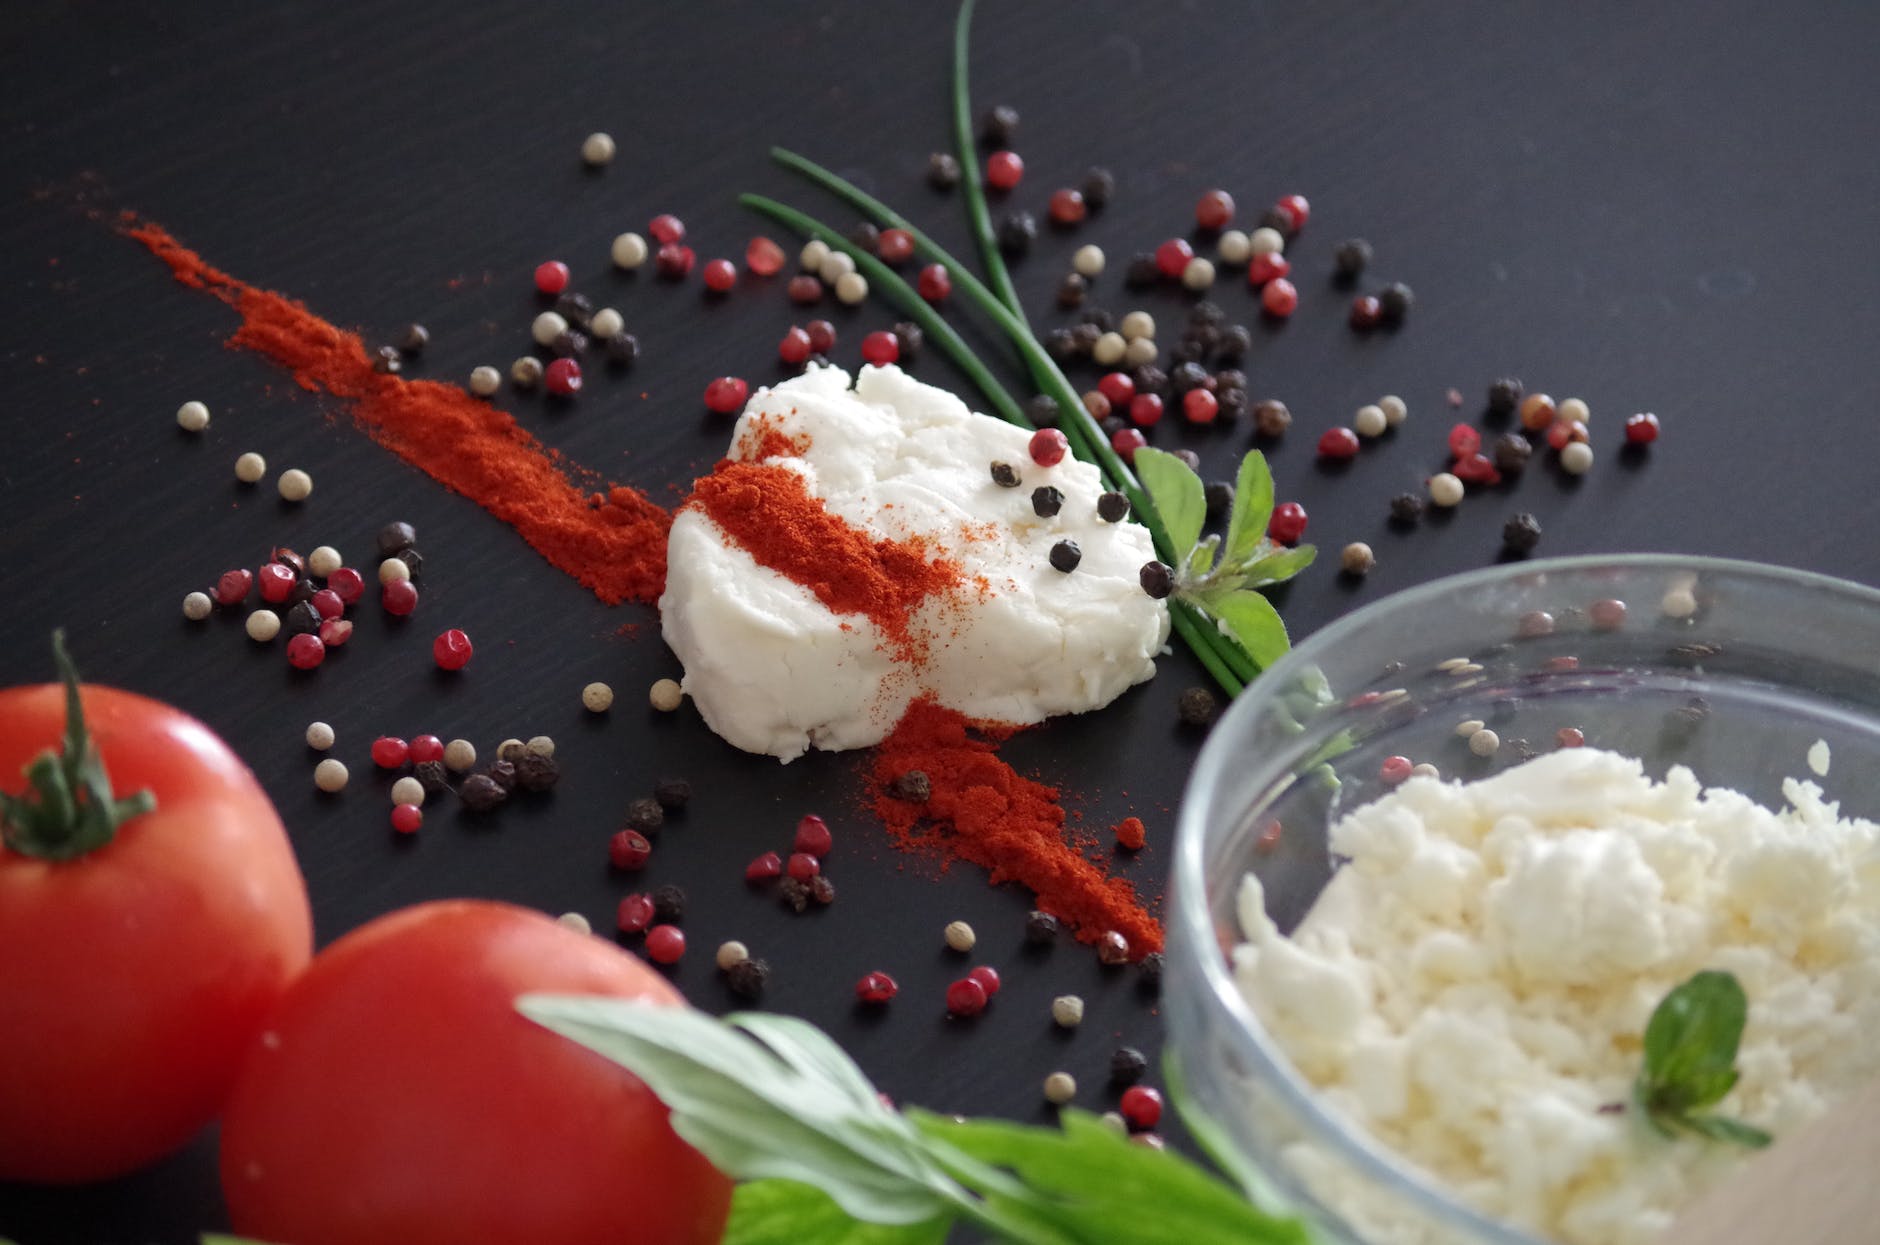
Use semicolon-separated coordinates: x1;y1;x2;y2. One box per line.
519;995;1310;1245
1634;970;1772;1149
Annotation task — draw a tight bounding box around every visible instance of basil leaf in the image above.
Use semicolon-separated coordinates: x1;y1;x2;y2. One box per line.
1638;970;1750;1114
722;1180;953;1245
1133;447;1206;563
1198;589;1291;669
1234;543;1318;588
1678;1113;1773;1150
1223;451;1276;567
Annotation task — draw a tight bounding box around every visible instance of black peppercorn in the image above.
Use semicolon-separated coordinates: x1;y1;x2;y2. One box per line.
378;521;417;556
1025;394;1061;426
1080;307;1116;332
1503;512;1543;554
1045;328;1079;362
848;221;880;254
1378;282;1415;325
1188;300;1225;327
651;884;686;923
498;740;530;764
981;103;1020;147
892;769;932;802
778;877;812;913
1170;362;1210;395
1333;238;1373;281
1215;324;1253;361
1137;951;1165;993
286;577;317;608
1124;254;1160;287
1056;273;1087;308
997;211;1037;257
1487;377;1523;416
1139;561;1174;599
1049;540;1082;573
551;329;588;358
1253;399;1293;438
1389;492;1425;524
1259;205;1295;235
395;547;423;580
1130;365;1167;397
513;751;559;792
284;601;321;637
1031;486;1064;518
485;759;517;792
1024;910;1061;945
1204;480;1235;519
1172;448;1202;473
1069;322;1102;353
726;956;769;999
1169;338;1205;365
810;875;836;906
990;461;1021;488
1219;389;1249;418
555;292;594;327
413;760;450;796
1178;686;1218;727
1185;321;1221;354
1081;166;1116;209
624;797;665;833
1110;1046;1148;1085
653;778;691;811
458;773;506;813
372;345;402;375
927;151;961;190
1097;491;1131;523
399;322;430;353
891;321;922;361
1215;367;1247;393
604;332;640;365
1492;432;1533;474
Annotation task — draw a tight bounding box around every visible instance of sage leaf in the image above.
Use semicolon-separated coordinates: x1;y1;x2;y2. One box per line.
1233;543;1318;589
1133;447;1206;564
1199;589;1291;669
1184;533;1221;580
1223;450;1276;567
722;1180;953;1245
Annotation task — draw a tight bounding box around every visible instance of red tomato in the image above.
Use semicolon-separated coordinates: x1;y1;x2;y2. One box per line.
220;900;733;1245
0;676;313;1183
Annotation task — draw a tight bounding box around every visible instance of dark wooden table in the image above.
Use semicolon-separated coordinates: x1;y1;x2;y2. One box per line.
4;2;1877;1240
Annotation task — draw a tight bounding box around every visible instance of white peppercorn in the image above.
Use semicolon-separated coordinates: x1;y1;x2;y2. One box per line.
1122;336;1158;368
277;468;312;502
589;307;624;340
715;940;751;971
525;735;555;758
468;366;502;397
1468;728;1501;758
443;738;477;772
175;400;210;432
1118;310;1155;341
245;609;281;642
649;678;684;712
1092;331;1126;366
1559;441;1594;475
580;131;616;167
1072;244;1105;278
1353;404;1388;438
313;758;349;793
1249;226;1285;257
1180;256;1216;291
557;911;593;935
1379;394;1408;426
305;721;336;751
582;681;615;712
1216;229;1250;264
390;775;426;806
1043;1072;1078;1105
943;920;976;952
234;451;267;484
1428;472;1464;507
834;271;869;305
378;557;411;585
611;232;649;269
1050;995;1085;1028
531;311;568;347
307;545;342;577
182;591;213;621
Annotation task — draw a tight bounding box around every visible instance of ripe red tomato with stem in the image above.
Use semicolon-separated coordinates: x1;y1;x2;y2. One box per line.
0;632;312;1183
219;899;733;1245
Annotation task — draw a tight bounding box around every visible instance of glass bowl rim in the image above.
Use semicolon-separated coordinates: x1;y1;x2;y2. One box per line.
1170;552;1880;1242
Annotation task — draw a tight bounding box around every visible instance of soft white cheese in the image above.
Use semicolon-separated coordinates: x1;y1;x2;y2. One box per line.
1232;747;1880;1245
659;364;1168;761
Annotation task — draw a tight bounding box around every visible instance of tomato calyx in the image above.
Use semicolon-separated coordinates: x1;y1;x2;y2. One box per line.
0;630;156;861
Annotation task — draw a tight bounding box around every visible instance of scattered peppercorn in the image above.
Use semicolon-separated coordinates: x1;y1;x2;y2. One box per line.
485;759;518;793
653;778;691;812
413;760;450;797
1097;491;1130;523
1120;1085;1164;1131
1025;394;1060;426
990;461;1021;488
891;321;923;361
1124;253;1159;287
649;678;684;712
1056;272;1087;308
1030;485;1064;518
809;874;836;906
944;920;977;952
1502;512;1543;554
1377;282;1414;324
855;971;898;1004
1177;686;1218;727
1109;1046;1148;1085
726;957;769;999
609;829;653;871
1139;561;1173;599
1333;238;1372;281
997;211;1037;256
1096;931;1131;965
1252;398;1293;438
458;773;506;813
1389;492;1425;524
648;884;686;924
1341;542;1376;575
1137;951;1165;993
1025;910;1060;945
1048;540;1082;573
371;345;401;375
777;877;812;913
1492;433;1533;474
511;752;558;792
1202;480;1235;520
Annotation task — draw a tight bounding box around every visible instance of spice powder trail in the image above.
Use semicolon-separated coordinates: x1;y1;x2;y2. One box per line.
870;699;1164;956
121;216;670;607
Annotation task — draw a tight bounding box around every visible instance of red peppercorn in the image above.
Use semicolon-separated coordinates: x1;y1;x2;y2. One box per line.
1317;427;1360;460
916;263;951;302
371;736;410;768
433;628;474;671
648;214;685;245
1452;452;1501;485
214;568;253;606
317;618;353;648
609;829;653;871
1195;189;1236;231
861;330;900;366
390;803;423;835
855;971;899;1004
1048;188;1087;226
654;243;696;280
1557;727;1586;748
544;357;583;397
257;562;297;604
744;851;783;883
645;924;685;965
1380;755;1414;786
702;258;737;292
1261;278;1299;317
1128;393;1165;428
984;150;1024;191
1154;237;1194;279
381;579;419;617
1097;372;1135;407
945;977;989;1017
326;566;365;605
806;320;837;354
1182;389;1220;425
1119;1085;1164;1131
533;260;570;295
967;965;1001;997
787;274;822;304
1274;194;1310;232
616;892;655;934
1247;252;1290;287
785;852;820;882
409;735;444;764
876;229;915;265
1029;427;1069;467
1268;501;1308;544
310;588;344;620
778;326;812;365
1111;427;1147;463
1625;412;1660;445
704;376;750;415
1546;419;1589;451
285;633;325;671
1448;423;1483;457
793;814;833;857
745;236;785;276
1349;294;1383;329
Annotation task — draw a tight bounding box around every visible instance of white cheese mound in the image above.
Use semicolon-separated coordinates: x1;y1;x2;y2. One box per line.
659;364;1168;761
1233;747;1880;1245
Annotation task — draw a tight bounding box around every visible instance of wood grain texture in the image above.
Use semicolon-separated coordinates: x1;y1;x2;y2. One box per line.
2;1;1878;1239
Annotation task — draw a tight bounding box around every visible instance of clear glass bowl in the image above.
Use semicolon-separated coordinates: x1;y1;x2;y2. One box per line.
1167;554;1880;1245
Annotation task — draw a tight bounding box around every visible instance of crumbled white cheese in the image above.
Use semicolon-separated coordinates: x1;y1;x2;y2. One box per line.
1233;748;1880;1245
1808;738;1831;777
660;364;1168;761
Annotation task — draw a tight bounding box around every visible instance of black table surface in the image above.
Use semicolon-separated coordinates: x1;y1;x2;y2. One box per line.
4;2;1878;1241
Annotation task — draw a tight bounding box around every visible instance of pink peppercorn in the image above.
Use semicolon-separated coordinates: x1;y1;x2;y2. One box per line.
616;892;655;933
1268;501;1308;544
945;977;988;1017
1182;389;1219;425
213;568;252;606
285;633;325;670
1097;372;1135;407
610;830;653;871
745;851;783;883
1317;427;1360;459
877;229;915;265
1261;278;1299;317
1119;1085;1164;1130
786;274;822;304
1546;419;1589;450
409;735;444;764
317;618;353;648
310;588;344;620
381;579;419;617
916;264;951;302
533;261;570;295
645;925;685;965
704;376;749;415
1349;295;1382;329
1625;412;1660;445
1380;755;1414;785
1448;423;1483;457
648;214;685;245
745;236;785;275
1247;252;1290;287
654;243;695;280
1452;453;1500;485
1029;428;1069;466
1048;188;1087;226
786;852;821;882
793;814;833;857
861;331;900;366
544;357;582;397
326;566;365;605
967;965;1001;997
806;320;837;353
1154;238;1194;279
778;326;812;365
257;562;296;605
701;258;737;292
1111;427;1147;463
856;972;899;1004
371;736;409;768
984;150;1024;191
1128;393;1165;428
432;628;473;671
1273;194;1310;232
1194;189;1235;231
390;804;422;835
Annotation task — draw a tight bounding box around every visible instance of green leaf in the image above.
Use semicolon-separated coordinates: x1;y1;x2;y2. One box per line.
1223;451;1276;567
1133;447;1206;563
1184;533;1220;580
519;996;962;1226
1677;1113;1773;1149
1162;1051;1275;1207
1232;543;1318;589
722;1180;953;1245
1198;589;1291;669
1638;970;1750;1114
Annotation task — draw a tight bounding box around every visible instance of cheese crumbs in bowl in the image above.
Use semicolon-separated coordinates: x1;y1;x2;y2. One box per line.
1168;556;1880;1245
